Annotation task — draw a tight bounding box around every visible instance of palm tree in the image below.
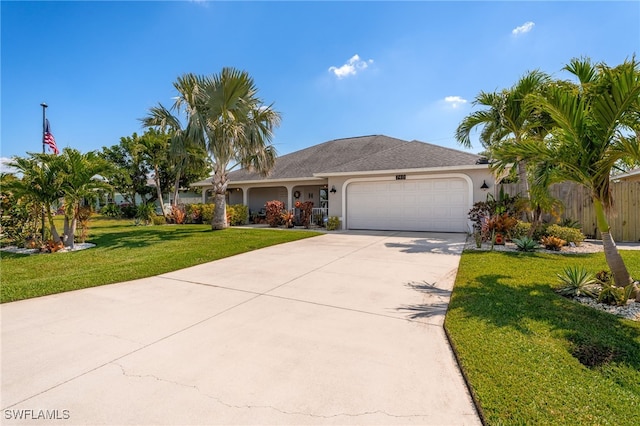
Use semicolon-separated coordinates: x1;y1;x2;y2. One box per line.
137;128;170;218
58;148;111;248
510;57;640;288
7;153;65;244
147;68;281;229
456;70;551;199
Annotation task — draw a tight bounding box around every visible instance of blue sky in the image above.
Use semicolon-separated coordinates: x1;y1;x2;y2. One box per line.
2;1;639;172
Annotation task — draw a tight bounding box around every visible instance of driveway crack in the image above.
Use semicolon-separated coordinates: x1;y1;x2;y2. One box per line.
112;362;432;419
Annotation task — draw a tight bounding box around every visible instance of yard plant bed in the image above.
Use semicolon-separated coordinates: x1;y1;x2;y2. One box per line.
445;250;640;425
0;217;321;303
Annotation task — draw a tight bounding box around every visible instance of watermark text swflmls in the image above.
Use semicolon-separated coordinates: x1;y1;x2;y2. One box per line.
4;409;70;420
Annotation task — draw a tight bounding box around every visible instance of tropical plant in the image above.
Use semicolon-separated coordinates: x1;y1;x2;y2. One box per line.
298;201;314;229
100;203;121;218
147;68;281;230
137;128;170;219
6;153;66;244
171;205;186;224
76;205;93;243
57;148;111;248
135;203;155;226
505;57;640;288
598;283;633;306
265;200;284;227
456;70;551;200
541;235;566;251
513;236;538;252
556;266;598;298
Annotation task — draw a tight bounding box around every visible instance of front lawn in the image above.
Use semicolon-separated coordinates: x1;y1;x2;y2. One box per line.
445;250;640;425
0;217;321;303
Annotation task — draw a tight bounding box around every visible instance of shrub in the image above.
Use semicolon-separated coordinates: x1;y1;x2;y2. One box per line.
265;200;284;227
0;198;40;247
299;201;314;229
326;216;341;231
183;204;201;224
513;236;538;252
135;203;155;226
151;215;166;226
200;204;215;224
120;204;137;219
541;235;565;251
171;205;186;224
598;283;634;306
510;221;531;240
546;224;585;245
556;266;598;298
227;204;248;226
100;203;121;218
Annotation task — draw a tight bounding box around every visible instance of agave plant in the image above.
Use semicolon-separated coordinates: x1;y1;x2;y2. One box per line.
512;236;538;252
556;266;598;298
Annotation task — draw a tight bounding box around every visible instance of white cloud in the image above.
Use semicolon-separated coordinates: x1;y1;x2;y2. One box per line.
328;54;374;79
0;157;17;174
443;96;468;108
512;21;535;36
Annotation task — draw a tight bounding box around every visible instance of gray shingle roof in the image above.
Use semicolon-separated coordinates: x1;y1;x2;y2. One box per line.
226;135;482;182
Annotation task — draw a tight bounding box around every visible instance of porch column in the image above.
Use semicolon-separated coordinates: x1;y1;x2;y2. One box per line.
201;189;207;204
286;185;295;210
243;187;249;207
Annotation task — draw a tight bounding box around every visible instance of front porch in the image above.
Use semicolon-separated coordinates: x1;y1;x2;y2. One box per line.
200;181;330;226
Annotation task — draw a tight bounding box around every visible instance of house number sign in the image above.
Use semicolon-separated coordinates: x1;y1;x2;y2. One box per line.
395;174;406;180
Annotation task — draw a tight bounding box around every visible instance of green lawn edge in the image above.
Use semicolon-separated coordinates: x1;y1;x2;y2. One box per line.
444;250;640;425
1;218;322;303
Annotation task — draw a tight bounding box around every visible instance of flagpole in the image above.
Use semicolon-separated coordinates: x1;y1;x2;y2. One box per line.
40;102;47;242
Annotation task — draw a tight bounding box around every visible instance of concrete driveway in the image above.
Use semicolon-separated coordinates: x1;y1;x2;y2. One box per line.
1;231;480;425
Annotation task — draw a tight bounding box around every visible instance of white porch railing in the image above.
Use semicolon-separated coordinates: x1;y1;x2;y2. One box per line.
287;207;328;226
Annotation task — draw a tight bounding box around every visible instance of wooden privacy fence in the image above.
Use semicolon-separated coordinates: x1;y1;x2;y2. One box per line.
499;181;640;242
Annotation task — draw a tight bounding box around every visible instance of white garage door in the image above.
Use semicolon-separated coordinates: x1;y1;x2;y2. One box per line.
346;177;469;232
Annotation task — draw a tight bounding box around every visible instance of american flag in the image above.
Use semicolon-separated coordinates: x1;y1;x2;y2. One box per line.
44;119;59;155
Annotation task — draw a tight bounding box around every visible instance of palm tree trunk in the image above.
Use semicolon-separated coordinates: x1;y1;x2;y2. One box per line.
154;165;166;219
172;170;182;207
594;199;631;287
63;215;77;249
211;169;228;230
46;211;62;244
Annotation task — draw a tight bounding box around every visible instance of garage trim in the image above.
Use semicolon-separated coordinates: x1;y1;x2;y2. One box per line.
341;173;474;231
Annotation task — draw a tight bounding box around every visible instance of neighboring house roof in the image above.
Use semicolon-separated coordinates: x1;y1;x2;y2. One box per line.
612;168;640;182
192;135;484;186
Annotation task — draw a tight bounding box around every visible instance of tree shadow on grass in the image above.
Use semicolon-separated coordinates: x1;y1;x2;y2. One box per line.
449;272;640;370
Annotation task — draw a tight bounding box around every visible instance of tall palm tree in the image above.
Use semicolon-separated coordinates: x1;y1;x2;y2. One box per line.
58;148;111;248
456;70;551;199
147;68;281;229
510;57;640;288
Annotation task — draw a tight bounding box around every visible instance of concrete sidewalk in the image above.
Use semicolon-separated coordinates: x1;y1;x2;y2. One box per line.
1;231;481;425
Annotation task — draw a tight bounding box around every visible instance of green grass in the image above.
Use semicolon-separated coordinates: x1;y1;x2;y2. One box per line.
445;250;640;425
0;217;321;303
